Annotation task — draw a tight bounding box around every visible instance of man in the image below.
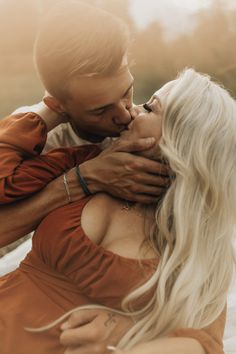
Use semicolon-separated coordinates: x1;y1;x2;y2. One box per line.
0;1;168;352
0;0;167;247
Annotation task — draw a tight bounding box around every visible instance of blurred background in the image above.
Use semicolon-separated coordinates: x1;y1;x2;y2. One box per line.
0;0;236;117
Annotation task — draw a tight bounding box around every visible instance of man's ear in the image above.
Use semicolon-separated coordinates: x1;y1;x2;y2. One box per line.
43;95;66;114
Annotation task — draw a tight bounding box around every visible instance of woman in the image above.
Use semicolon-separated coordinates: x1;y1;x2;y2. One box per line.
0;69;235;354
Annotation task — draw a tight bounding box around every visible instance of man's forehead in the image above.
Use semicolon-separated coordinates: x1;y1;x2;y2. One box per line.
68;66;133;109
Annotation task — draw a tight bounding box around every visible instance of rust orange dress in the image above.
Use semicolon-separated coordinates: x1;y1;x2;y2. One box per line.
0;113;226;354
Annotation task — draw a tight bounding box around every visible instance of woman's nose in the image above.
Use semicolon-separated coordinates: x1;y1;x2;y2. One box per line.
132;104;146;117
129;104;143;119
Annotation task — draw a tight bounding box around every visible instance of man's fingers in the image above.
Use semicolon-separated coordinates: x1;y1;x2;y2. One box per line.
136;185;167;196
127;193;161;204
113;137;156;153
129;157;170;176
133;173;170;187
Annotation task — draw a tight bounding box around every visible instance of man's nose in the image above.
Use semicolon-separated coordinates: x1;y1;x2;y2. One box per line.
129;104;140;119
112;102;132;125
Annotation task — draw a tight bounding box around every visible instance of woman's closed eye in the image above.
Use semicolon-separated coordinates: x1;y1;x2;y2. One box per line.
143;103;152;112
143;96;162;115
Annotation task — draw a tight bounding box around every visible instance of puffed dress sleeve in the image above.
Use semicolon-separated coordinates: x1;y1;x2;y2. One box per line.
0;113;100;203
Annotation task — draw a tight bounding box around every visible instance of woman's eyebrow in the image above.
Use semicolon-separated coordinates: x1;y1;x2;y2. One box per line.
152;94;160;100
146;95;155;105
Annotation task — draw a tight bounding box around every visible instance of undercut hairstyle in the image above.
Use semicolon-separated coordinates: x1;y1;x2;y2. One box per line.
34;0;130;101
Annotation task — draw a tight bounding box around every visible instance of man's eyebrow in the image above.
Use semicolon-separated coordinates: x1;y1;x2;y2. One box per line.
122;80;134;98
88;80;134;113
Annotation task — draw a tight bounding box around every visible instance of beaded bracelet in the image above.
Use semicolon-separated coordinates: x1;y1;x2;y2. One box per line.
76;165;92;196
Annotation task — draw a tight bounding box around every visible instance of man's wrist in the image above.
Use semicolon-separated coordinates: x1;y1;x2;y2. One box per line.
76;165;93;196
79;162;101;194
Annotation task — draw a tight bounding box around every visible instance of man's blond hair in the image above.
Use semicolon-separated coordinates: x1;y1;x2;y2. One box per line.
34;0;130;101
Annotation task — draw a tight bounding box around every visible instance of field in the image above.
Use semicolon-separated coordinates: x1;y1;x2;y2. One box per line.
0;55;43;118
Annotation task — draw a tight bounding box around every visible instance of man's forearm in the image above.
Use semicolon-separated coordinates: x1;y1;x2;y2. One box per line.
0;182;65;247
0;172;86;248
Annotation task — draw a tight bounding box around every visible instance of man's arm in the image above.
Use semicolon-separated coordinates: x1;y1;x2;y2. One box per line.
0;172;86;247
0;106;169;247
0;138;168;247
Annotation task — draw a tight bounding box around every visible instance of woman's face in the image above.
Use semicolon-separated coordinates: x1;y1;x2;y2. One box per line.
123;95;162;140
120;80;175;159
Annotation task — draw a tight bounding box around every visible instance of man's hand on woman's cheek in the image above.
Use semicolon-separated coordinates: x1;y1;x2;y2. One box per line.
60;308;134;354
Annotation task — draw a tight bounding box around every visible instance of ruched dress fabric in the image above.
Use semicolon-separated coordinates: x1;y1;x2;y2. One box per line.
0;113;226;354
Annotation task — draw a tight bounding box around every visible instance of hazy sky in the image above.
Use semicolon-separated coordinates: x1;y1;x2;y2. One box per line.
130;0;212;36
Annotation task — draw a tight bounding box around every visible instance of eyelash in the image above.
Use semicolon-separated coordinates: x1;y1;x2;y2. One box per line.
93;109;106;116
143;103;152;112
124;87;132;98
93;87;132;116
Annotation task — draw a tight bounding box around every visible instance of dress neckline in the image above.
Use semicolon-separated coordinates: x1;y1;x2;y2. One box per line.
78;196;158;265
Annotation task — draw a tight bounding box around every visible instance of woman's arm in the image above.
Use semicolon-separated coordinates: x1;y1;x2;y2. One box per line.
0;174;70;247
0;112;100;247
59;310;205;354
169;306;226;354
117;337;205;354
59;307;226;354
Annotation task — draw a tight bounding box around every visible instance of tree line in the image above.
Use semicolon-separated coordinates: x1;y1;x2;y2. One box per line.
0;0;236;113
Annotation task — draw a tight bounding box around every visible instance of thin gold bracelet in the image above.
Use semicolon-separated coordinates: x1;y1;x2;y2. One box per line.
63;173;72;203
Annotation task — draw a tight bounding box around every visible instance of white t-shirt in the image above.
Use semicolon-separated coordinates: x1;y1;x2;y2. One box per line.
13;102;113;152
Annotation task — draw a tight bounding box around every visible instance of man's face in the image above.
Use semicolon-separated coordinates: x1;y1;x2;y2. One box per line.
62;65;134;142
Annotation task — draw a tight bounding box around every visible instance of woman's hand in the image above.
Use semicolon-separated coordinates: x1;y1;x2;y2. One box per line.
60;308;134;354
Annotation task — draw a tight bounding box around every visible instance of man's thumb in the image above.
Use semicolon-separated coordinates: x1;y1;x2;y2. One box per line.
115;137;156;153
107;346;124;353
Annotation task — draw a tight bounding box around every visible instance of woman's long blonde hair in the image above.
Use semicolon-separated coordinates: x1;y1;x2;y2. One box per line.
117;68;236;348
27;69;236;349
